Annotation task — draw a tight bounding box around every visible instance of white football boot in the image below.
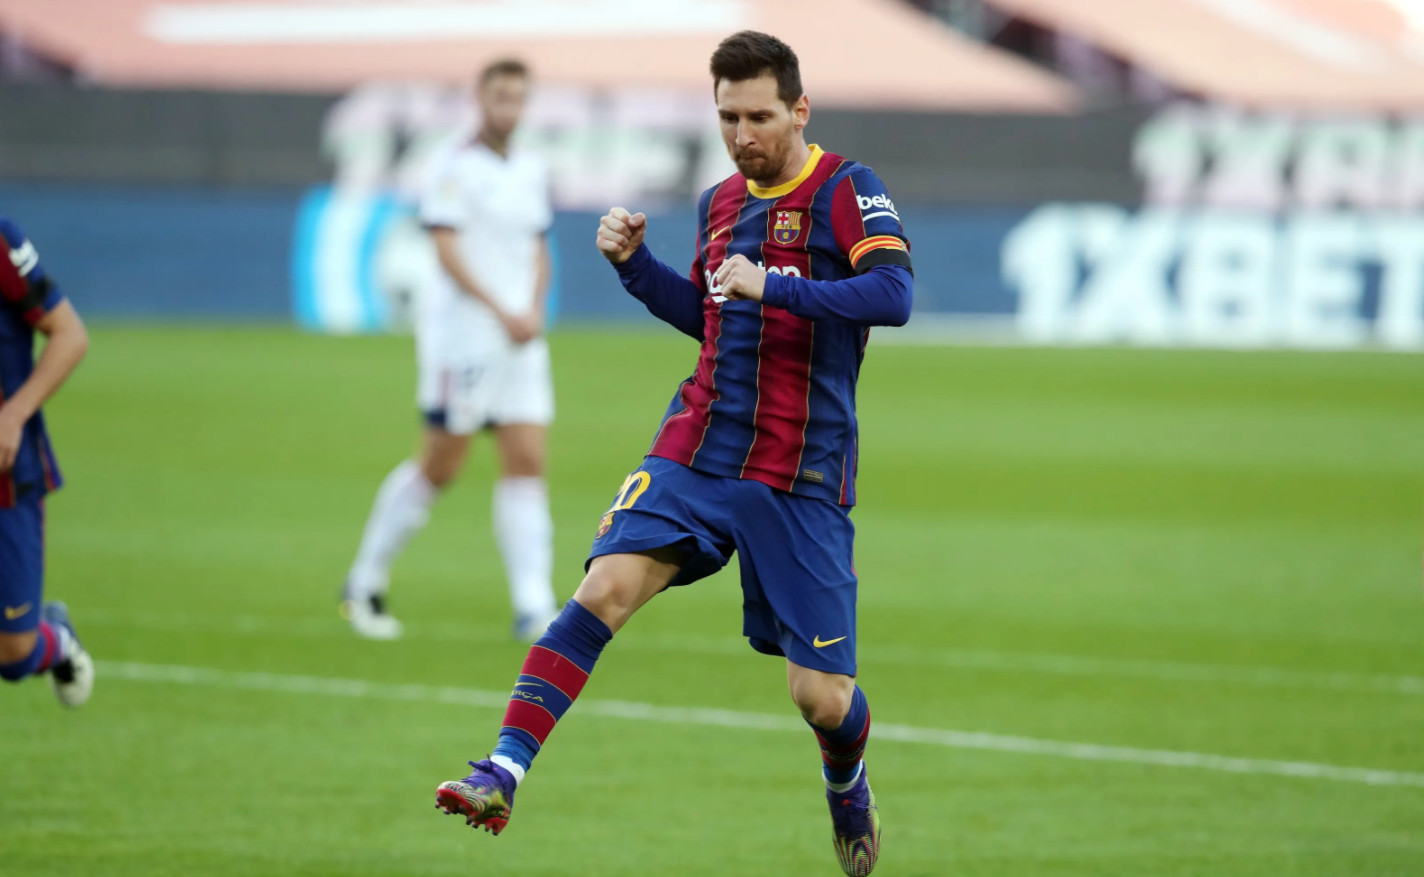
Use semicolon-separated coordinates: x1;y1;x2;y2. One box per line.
43;602;94;708
340;588;404;641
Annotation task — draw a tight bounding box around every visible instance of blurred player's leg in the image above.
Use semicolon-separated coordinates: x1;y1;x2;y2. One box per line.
0;627;53;681
492;422;556;640
0;497;50;684
489;339;557;640
0;612;91;707
1;498;92;707
344;428;469;639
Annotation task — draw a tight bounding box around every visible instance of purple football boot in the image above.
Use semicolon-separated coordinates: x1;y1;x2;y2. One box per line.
435;759;518;835
827;764;880;875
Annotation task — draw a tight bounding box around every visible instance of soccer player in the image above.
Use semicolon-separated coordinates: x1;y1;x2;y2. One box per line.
0;218;93;707
342;58;559;642
434;32;911;876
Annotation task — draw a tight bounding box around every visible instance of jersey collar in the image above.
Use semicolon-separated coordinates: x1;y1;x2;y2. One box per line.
746;144;823;200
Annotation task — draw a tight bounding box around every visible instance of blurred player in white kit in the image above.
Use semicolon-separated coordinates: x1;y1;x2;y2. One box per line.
342;58;558;642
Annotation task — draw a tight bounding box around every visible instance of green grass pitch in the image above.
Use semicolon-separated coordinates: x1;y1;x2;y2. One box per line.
1;325;1421;876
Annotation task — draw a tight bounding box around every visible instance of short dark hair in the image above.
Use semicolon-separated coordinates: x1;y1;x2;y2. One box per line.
478;57;530;88
709;31;802;105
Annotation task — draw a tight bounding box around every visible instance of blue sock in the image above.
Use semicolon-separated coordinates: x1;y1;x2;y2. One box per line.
492;599;613;777
811;686;871;786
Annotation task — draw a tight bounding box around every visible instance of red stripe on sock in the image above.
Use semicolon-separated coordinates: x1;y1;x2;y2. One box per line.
35;622;57;673
816;711;871;769
523;645;591;700
502;700;558;746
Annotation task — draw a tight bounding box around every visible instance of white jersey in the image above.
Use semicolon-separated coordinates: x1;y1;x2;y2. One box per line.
419;139;553;345
415;138;555;432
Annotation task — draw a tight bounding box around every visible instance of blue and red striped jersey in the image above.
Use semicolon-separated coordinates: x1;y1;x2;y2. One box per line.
647;145;911;506
0;219;65;508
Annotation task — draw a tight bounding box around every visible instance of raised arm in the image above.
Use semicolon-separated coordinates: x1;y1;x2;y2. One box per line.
714;257;911;327
597;208;706;341
761;264;912;326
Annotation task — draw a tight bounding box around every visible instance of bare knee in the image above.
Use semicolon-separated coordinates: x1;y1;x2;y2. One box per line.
799;688;853;730
419;431;470;489
788;666;855;729
0;631;39;669
420;456;460;489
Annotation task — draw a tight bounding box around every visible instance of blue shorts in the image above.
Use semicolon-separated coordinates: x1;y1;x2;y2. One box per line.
588;456;858;676
0;493;45;634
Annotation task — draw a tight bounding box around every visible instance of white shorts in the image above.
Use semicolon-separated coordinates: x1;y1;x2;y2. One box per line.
416;337;554;434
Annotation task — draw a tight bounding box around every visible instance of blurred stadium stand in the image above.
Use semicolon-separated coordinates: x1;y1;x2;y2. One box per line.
0;0;1075;110
0;0;1420;348
942;0;1424;110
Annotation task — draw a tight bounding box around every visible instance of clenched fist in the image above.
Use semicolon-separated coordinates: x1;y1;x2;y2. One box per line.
713;254;767;302
596;207;647;264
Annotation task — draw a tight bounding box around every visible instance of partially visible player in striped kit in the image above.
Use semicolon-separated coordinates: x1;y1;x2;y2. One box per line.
0;218;93;708
434;33;912;875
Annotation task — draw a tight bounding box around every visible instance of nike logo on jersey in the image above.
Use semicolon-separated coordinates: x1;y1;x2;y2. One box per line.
4;603;33;621
813;635;848;648
710;226;731;241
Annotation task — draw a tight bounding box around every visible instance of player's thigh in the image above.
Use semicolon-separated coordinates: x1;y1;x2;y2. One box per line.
0;498;45;638
492;422;546;478
733;486;858;677
575;547;685;633
488;339;554;435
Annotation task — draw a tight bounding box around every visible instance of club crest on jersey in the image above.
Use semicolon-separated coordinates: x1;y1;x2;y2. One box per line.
773;210;803;245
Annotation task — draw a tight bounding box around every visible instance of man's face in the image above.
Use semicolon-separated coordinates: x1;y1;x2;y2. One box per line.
715;73;807;182
478;73;529;140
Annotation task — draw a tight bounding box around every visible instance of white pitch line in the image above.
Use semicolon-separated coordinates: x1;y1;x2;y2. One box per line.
99;661;1424;789
80;609;1424;697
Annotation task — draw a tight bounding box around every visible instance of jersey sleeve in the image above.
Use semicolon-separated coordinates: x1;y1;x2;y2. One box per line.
0;220;64;326
830;166;912;275
419;150;465;230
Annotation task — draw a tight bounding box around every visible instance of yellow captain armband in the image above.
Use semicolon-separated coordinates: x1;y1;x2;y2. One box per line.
848;235;908;269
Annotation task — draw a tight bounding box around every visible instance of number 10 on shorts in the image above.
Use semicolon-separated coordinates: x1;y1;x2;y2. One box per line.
596;471;651;539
